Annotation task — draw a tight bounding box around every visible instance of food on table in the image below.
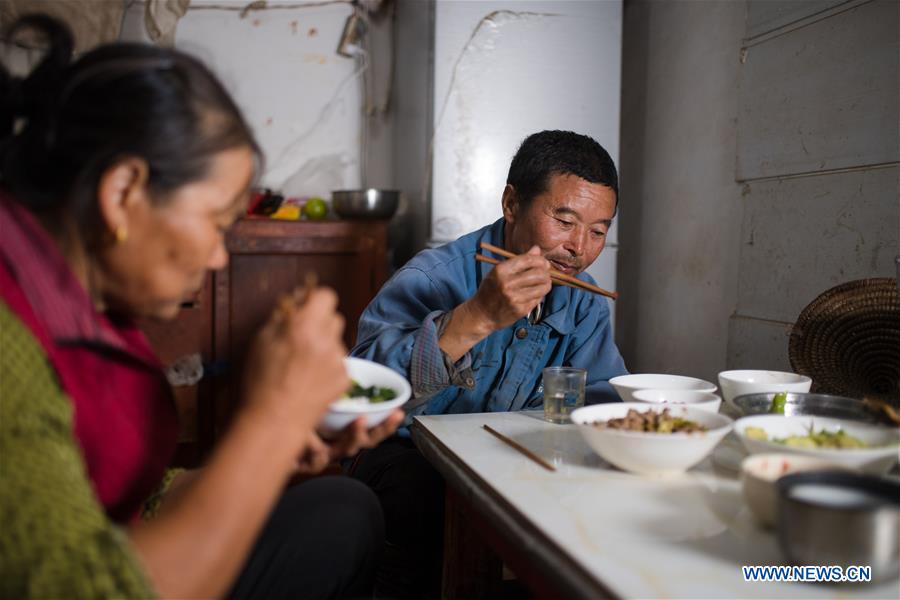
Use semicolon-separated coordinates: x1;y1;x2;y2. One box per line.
769;392;787;414
303;197;328;220
744;425;869;449
592;408;707;433
335;380;398;406
271;204;301;220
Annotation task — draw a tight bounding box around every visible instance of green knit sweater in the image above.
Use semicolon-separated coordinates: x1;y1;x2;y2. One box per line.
0;302;155;598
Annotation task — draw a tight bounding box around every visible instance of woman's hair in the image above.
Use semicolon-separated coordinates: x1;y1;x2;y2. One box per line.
0;14;261;238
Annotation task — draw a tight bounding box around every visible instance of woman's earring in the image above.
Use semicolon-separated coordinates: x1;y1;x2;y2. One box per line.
115;226;128;243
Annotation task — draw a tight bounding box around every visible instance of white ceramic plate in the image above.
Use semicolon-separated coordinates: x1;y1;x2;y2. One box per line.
631;389;722;413
734;414;900;474
609;374;717;402
718;370;811;404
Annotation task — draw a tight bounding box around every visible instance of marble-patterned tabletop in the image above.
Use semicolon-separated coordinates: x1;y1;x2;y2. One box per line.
412;410;900;599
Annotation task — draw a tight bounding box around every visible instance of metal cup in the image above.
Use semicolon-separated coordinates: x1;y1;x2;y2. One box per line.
776;471;900;582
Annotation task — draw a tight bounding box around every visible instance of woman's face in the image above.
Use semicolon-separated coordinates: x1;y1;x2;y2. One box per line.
98;146;254;320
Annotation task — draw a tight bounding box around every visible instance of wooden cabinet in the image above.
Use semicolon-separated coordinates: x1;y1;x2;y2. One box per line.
141;218;389;465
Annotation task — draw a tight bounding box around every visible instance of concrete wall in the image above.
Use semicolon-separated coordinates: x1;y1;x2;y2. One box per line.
120;0;391;199
617;0;745;382
618;0;899;383
730;0;899;371
389;0;434;268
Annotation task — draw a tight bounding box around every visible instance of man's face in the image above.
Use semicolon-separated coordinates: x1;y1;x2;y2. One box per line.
503;173;616;275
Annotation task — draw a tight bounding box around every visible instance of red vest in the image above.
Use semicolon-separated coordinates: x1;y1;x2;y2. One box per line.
0;195;178;523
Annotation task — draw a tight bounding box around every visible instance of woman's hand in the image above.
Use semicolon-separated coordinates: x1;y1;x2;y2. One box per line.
241;287;350;443
294;409;405;475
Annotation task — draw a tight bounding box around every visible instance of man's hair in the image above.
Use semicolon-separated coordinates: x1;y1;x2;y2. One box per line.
506;130;618;209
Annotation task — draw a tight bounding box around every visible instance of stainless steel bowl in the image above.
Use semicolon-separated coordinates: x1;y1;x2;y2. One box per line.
332;189;399;220
776;471;900;582
732;392;889;425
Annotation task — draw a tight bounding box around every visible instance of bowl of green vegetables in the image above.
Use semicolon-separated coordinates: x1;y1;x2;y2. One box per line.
734;413;900;474
320;357;411;434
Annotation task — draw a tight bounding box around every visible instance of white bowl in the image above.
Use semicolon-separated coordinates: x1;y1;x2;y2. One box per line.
609;374;717;402
740;452;853;528
718;370;811;404
319;357;411;434
734;414;900;474
632;389;722;413
570;403;733;476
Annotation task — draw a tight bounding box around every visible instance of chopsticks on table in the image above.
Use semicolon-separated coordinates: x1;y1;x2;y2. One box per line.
476;242;619;301
482;424;557;472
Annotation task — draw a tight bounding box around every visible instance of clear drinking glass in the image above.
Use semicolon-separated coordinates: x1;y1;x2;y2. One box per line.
542;367;586;424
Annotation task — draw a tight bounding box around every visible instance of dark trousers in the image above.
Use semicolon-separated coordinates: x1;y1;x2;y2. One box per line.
346;437;445;600
229;476;384;600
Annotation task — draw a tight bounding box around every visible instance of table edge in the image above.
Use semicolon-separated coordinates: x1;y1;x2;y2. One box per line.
410;417;620;600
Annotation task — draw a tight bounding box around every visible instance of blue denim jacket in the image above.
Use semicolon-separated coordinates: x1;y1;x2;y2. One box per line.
351;219;627;427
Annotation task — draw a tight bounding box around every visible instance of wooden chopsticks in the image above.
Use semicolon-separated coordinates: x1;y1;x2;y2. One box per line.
476;242;618;300
482;424;556;472
276;272;318;318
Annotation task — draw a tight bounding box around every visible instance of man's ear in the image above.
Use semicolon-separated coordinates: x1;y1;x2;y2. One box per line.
501;184;519;224
96;157;150;240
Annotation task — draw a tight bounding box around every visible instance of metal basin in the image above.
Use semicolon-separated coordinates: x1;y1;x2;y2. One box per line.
776;471;900;582
731;392;890;426
332;189;399;220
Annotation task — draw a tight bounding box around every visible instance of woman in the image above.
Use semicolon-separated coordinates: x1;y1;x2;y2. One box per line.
0;15;403;599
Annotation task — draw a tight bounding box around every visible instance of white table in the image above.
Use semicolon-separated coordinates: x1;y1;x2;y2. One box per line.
410;410;899;599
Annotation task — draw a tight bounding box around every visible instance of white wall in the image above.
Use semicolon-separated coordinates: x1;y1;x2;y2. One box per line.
122;0;371;198
430;0;622;307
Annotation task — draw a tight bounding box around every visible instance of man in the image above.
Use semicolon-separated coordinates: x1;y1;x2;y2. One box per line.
349;130;627;597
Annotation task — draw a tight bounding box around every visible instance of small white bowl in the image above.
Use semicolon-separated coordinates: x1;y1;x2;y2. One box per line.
741;452;853;528
632;389;722;413
609;374;717;402
734;414;900;474
319;357;410;434
570;403;733;476
718;370;811;404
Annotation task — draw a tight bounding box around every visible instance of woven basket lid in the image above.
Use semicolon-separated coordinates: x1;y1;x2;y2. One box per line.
789;278;900;403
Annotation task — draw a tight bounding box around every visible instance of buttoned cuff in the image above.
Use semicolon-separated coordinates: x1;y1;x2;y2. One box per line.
409;310;476;403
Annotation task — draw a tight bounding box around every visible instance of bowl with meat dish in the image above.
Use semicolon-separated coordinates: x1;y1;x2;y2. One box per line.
734;414;900;474
319;357;411;434
570;403;733;476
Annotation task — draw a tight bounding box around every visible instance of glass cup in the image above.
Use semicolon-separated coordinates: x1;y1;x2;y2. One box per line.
542;367;586;424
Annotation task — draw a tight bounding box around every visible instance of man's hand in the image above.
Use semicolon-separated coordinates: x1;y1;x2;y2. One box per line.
294;409;405;475
439;246;551;362
468;245;551;331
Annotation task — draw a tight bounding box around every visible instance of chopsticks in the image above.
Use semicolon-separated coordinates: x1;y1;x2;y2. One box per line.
482;424;557;472
477;242;618;301
276;272;318;318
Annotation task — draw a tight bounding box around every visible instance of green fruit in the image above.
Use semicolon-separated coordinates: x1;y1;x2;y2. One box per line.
303;197;328;220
